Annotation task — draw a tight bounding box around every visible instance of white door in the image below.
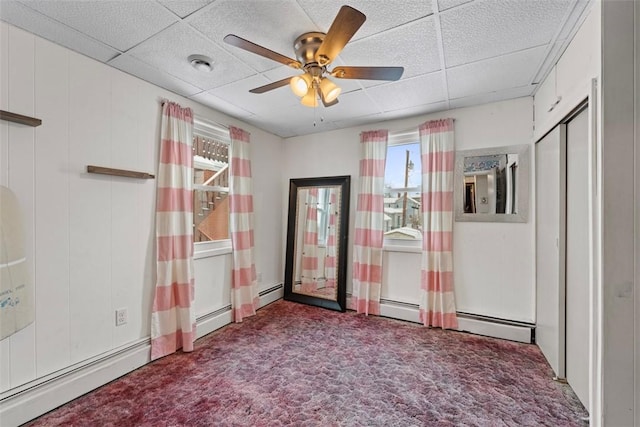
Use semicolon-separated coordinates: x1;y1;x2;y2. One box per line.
565;108;590;410
535;125;566;378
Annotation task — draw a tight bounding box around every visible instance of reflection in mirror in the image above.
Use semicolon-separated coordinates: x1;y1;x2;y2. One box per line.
294;187;339;300
462;153;518;214
284;176;350;311
455;145;529;223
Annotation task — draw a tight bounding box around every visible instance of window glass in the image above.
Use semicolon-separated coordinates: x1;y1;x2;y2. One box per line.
384;142;422;240
193;120;230;243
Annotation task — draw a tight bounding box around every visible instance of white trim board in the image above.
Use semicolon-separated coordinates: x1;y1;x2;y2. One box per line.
377;299;533;344
0;284;283;427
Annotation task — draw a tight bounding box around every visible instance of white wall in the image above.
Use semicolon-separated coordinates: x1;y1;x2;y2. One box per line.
0;22;283;397
283;97;535;323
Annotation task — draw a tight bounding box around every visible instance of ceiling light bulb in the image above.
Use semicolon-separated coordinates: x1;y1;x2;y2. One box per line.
301;87;318;107
188;54;213;72
290;73;311;97
319;78;341;103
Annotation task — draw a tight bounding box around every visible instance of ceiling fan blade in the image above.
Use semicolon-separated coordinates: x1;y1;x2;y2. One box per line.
331;66;404;81
249;77;293;94
224;34;302;69
315;6;366;66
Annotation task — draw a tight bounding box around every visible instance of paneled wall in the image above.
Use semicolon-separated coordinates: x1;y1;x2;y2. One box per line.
0;22;283;395
282;97;535;323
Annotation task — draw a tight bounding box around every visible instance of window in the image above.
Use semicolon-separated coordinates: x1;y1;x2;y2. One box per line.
384;132;422;241
192;118;230;243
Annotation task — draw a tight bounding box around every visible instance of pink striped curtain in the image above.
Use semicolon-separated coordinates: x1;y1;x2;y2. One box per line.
352;130;388;315
151;101;196;360
301;188;319;293
229;126;259;323
419;119;458;329
324;189;338;289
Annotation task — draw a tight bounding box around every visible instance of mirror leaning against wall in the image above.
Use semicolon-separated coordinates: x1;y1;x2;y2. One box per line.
454;144;530;223
284;176;350;311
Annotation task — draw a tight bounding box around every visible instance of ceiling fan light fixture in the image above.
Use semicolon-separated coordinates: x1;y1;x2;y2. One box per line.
188;54;213;72
300;87;318;107
319;77;341;103
290;73;312;97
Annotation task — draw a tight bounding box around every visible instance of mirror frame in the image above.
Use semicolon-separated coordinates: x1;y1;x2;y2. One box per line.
284;176;350;311
454;144;530;223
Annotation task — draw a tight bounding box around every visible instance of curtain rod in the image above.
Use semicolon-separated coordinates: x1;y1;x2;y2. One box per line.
160;98;230;131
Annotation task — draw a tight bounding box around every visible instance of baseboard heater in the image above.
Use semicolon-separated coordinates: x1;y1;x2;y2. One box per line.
374;297;535;344
0;283;284;427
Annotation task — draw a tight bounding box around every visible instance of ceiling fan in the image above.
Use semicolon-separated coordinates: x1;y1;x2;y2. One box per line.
223;5;404;107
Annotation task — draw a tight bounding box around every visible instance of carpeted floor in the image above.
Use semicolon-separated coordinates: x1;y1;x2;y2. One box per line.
27;300;588;426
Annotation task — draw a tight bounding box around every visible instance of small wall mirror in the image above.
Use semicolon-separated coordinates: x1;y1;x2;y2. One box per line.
284;176;350;311
454;144;530;223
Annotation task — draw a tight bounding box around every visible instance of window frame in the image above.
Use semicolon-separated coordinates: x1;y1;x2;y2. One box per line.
383;130;423;250
192;117;232;256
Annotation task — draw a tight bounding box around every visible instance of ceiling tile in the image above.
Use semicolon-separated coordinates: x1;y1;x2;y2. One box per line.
440;0;573;67
338;17;440;85
0;0;588;138
447;46;545;99
438;0;474;12
189;91;255;120
311;90;383;122
108;54;202;97
210;75;300;116
157;0;214;18
187;0;315;73
19;0;179;51
448;85;534;109
297;0;434;41
381;101;449;121
0;1;119;62
365;72;446;112
332;112;386;130
126;22;255;91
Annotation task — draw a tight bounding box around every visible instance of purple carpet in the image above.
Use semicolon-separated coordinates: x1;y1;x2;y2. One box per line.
27;300;587;426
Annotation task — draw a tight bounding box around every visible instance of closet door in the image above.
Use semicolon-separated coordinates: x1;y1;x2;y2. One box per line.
535;125;566;378
565;108;589;410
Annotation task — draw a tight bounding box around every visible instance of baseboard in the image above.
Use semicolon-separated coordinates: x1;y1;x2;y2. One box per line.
258;283;284;307
0;339;151;427
0;283;284;427
376;298;534;344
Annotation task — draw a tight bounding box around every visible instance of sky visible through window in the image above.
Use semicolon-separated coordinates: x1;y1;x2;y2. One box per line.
385;143;421;191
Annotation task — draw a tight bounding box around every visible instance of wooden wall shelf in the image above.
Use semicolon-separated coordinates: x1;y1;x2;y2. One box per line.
87;165;155;179
0;110;42;127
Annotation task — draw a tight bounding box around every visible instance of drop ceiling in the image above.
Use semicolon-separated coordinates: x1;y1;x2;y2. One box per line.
0;0;591;138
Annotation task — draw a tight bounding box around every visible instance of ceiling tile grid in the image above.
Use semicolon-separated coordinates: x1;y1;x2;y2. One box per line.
18;0;179;51
439;0;573;67
125;22;256;91
365;71;446;112
338;16;441;86
297;0;435;41
446;45;546;99
0;0;592;138
186;0;316;73
189;91;255;119
0;0;119;62
157;0;214;18
108;53;203;97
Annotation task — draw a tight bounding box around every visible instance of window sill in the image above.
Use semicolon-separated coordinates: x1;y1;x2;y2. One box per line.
194;239;232;259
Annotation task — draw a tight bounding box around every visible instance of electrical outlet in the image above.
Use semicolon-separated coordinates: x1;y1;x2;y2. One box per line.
115;308;127;326
257;272;263;283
